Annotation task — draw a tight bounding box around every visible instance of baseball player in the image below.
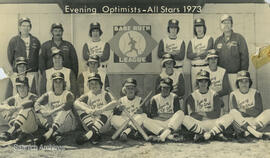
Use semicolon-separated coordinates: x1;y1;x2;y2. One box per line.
39;47;77;96
5;57;38;99
74;73;117;145
82;22;110;70
183;70;233;142
77;54;110;96
34;72;77;145
204;50;231;114
214;15;249;91
143;77;185;142
187;18;214;92
111;78;147;141
226;70;270;139
158;19;185;74
156;53;185;98
0;77;38;143
7;17;40;92
39;23;78;76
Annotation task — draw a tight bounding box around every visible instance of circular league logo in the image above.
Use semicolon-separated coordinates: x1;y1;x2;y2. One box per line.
119;31;146;57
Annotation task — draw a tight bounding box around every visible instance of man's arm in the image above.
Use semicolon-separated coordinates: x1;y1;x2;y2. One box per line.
172;73;185;97
69;44;79;77
205;94;222;119
173;41;185;61
157;40;165;59
155;76;161;95
218;72;231;97
187;40;197;60
74;94;91;112
34;93;49;112
245;91;263;117
38;43;48;73
239;35;249;71
100;42;110;62
77;73;85;97
82;43;89;61
7;37;15;67
39;71;47;95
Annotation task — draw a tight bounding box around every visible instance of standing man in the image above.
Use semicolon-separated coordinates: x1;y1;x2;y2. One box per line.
7;17;41;92
39;23;78;76
187;18;214;91
82;22;110;71
214;14;249;91
158;19;185;73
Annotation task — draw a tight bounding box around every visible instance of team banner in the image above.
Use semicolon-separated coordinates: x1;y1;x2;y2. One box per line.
109;18;157;69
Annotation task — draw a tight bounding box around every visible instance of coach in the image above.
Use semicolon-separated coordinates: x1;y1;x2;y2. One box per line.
39;23;78;76
214;14;249;90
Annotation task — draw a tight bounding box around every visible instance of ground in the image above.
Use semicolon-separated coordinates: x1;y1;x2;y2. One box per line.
0;124;270;158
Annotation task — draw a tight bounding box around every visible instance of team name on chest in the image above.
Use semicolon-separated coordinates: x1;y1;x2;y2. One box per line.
196;97;212;112
238;99;254;110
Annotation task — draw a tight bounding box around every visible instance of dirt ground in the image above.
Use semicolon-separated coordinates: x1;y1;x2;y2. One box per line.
0;124;270;158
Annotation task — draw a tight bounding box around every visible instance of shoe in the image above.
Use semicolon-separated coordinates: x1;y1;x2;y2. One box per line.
75;135;89;145
193;134;205;143
120;132;128;142
167;134;184;142
148;135;163;143
0;132;12;141
52;134;64;144
246;126;263;138
214;133;228;141
16;132;29;144
262;133;270;140
34;135;47;147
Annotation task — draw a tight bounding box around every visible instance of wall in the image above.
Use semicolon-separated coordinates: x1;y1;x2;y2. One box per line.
0;3;269;108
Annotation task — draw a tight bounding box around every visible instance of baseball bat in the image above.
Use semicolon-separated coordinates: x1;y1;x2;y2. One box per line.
110;90;152;140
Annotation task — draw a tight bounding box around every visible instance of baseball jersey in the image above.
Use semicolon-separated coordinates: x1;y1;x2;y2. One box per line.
186;89;223;120
230;88;263;117
3;92;37;117
77;70;109;96
157;69;185;97
82;41;110;62
119;96;142;115
76;90;114;116
5;73;36;99
150;93;180;119
204;67;226;93
40;67;77;95
158;37;185;67
7;34;41;72
187;35;213;65
214;31;249;73
39;40;78;76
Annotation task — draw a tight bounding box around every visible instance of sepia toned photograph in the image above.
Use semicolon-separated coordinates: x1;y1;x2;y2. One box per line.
0;0;270;157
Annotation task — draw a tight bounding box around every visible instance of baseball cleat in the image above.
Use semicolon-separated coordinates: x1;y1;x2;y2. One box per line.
75;135;89;145
214;133;228;141
167;134;184;142
0;132;12;141
246;126;263;138
193;134;205;143
203;132;212;140
34;136;46;147
148;135;163;143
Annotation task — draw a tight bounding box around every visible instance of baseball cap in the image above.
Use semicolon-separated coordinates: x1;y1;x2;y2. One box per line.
51;72;65;80
51;23;64;31
15;76;29;86
160;77;173;88
15;57;27;66
88;73;102;83
161;54;176;67
124;78;137;87
220;14;233;24
19;17;31;26
194;18;205;26
206;49;218;60
87;55;100;67
51;47;63;57
168;19;179;28
236;70;251;81
90;22;103;35
196;70;210;80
